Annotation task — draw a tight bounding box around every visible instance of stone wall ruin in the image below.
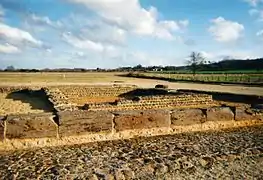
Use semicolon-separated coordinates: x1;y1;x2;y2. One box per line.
0;85;262;151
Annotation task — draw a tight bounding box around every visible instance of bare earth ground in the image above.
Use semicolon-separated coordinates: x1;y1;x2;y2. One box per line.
0;72;263;96
0;125;262;179
0;93;49;116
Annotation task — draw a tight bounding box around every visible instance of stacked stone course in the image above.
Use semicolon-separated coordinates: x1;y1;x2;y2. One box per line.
43;87;77;111
85;94;213;111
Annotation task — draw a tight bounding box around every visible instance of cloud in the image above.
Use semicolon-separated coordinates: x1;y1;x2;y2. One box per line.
256;30;263;39
62;32;118;55
66;0;188;40
260;11;263;21
122;51;167;66
249;9;259;16
28;14;62;28
0;43;20;53
200;50;260;61
208;17;244;43
244;0;263;6
79;20;127;46
249;8;263;21
0;22;42;46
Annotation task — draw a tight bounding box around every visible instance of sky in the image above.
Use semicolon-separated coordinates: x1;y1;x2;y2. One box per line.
0;0;262;69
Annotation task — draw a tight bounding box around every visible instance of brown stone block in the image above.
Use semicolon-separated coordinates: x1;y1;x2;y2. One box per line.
58;111;113;136
114;110;170;132
6;113;57;139
235;108;254;121
171;109;206;126
207;107;234;122
0;117;5;141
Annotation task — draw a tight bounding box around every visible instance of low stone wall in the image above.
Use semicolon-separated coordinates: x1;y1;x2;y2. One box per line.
4;113;57;139
0;85;262;151
58;110;113;136
43;87;77;112
113;110;171;132
85;94;214;111
0;106;262;151
43;85;138;111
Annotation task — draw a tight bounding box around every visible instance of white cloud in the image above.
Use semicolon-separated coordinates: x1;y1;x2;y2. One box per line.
200;50;260;61
62;32;119;55
249;9;263;21
79;20;127;46
208;17;244;43
0;43;20;53
0;22;42;46
66;0;188;40
29;14;62;28
256;30;263;39
123;51;167;66
249;9;259;16
244;0;263;6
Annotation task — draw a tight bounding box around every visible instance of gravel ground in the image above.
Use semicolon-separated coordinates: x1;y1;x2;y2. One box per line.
0;126;263;180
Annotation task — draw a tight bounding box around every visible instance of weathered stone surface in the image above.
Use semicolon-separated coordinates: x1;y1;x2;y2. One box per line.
6;113;57;139
207;107;234;122
58;110;113;136
114;110;170;132
171;109;206;126
235;108;254;121
0;119;4;141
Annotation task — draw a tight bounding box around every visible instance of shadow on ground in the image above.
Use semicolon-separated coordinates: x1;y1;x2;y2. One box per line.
6;89;54;112
118;88;179;100
177;89;263;105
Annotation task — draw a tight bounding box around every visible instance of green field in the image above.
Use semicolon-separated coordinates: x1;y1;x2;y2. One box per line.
130;72;263;84
149;70;263;74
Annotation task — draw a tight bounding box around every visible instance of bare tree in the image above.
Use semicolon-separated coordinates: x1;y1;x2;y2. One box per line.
186;52;204;77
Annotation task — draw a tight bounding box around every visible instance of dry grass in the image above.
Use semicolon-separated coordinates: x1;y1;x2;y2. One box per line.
1;72;263;96
0;72;129;84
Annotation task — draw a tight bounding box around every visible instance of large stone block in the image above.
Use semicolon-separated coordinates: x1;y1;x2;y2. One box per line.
0;116;5;141
114;110;170;132
6;113;57;139
235;108;254;121
58;110;113;136
171;109;206;126
207;107;234;122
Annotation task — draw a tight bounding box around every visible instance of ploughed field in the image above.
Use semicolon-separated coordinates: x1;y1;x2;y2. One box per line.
0;125;262;179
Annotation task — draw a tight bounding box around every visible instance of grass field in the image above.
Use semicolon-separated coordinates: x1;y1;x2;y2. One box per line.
130;72;263;84
149;70;263;74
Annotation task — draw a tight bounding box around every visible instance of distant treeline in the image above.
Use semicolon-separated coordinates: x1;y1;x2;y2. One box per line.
1;58;263;73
